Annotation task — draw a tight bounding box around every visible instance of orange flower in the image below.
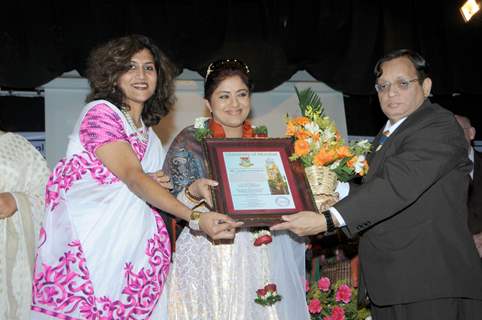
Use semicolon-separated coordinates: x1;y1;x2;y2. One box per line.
294;140;310;157
313;148;337;166
286;121;296;136
295;129;311;140
293;116;310;126
336;146;352;159
311;132;320;142
347;156;357;168
359;160;369;176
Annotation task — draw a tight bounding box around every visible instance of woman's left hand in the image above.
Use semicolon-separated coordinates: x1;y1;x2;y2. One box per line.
188;178;219;207
0;192;17;219
147;170;173;190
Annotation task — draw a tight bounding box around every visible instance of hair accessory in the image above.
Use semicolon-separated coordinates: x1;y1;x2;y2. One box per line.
205;58;250;81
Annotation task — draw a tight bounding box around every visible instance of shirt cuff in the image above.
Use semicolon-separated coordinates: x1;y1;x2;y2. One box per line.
329;207;346;227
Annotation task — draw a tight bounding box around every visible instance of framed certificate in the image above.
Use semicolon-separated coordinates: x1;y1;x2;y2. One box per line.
202;137;317;226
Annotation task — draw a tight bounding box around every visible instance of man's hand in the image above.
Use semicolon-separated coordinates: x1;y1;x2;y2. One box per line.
199;212;244;240
270;211;327;236
473;232;482;258
0;192;17;219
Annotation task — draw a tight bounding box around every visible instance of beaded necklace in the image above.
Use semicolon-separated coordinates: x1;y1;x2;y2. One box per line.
120;107;148;143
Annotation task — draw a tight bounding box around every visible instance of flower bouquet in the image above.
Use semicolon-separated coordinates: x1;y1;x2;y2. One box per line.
286;87;371;210
306;277;371;320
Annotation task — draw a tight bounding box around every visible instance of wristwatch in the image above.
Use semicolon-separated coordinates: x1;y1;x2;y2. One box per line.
188;210;202;231
322;210;336;235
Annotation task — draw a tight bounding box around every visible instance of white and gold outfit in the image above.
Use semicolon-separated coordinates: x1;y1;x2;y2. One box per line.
162;125;309;320
0;131;49;319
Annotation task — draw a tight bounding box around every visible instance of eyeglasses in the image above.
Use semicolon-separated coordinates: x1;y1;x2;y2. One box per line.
205;59;250;81
375;78;419;93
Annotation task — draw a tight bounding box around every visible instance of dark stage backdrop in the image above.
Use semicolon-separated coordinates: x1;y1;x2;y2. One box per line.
1;1;481;137
1;0;481;94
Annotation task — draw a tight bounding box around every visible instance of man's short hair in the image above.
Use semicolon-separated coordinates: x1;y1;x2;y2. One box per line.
374;49;429;84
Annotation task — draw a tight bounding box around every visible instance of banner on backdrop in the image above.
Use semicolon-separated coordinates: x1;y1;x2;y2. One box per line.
18;131;46;158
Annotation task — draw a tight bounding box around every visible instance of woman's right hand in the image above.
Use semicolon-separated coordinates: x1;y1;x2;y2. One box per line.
187;178;218;207
199;211;244;240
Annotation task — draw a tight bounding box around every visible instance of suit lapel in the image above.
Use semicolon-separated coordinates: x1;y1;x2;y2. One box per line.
363;99;432;181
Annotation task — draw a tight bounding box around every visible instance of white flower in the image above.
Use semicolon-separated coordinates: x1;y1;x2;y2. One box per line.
303;121;320;134
353;155;366;173
356;139;371;150
322;128;336;141
329;159;341;170
194;117;210;129
253;229;271;238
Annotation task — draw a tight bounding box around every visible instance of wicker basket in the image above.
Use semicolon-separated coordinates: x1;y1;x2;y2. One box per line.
304;165;338;211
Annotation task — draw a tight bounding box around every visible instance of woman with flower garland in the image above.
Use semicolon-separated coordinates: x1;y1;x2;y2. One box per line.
163;59;309;319
31;35;240;320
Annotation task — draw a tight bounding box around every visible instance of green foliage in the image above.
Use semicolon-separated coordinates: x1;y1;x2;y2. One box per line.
295;86;324;116
254;294;282;306
194;128;212;142
253;125;268;135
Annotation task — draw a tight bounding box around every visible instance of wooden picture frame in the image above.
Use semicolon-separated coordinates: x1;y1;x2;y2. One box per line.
202;137;317;226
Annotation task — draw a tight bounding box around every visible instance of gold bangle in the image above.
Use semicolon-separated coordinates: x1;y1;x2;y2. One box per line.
185;182;203;203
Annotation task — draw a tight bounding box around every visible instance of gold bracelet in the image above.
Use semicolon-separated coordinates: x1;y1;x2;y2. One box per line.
185;182;203;203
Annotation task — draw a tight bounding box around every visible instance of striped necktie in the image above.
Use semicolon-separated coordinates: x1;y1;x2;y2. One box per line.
379;130;390;144
376;130;390;151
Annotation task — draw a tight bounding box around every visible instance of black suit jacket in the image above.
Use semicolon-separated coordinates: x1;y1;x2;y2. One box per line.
335;100;482;306
468;150;482;234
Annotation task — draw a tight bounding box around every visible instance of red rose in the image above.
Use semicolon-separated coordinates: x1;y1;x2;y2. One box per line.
256;288;267;297
253;234;273;246
265;283;277;292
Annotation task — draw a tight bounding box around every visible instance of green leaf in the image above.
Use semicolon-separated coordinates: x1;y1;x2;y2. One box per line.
253;125;268;135
295;86;323;116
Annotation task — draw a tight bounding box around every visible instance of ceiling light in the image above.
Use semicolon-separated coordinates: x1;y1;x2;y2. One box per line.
460;0;480;22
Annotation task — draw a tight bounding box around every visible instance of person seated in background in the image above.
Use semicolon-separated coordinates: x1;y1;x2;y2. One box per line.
455;114;482;259
0;126;50;319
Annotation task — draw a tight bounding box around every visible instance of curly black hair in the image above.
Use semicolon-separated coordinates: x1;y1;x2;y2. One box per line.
85;34;178;127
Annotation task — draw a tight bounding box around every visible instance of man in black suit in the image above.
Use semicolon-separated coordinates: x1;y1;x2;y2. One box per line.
272;49;482;319
455;114;482;258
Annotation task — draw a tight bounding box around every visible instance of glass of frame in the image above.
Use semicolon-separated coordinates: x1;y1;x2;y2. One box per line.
202;137;317;226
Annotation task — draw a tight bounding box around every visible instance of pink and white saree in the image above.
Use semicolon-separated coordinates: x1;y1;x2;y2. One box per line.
31;100;171;319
